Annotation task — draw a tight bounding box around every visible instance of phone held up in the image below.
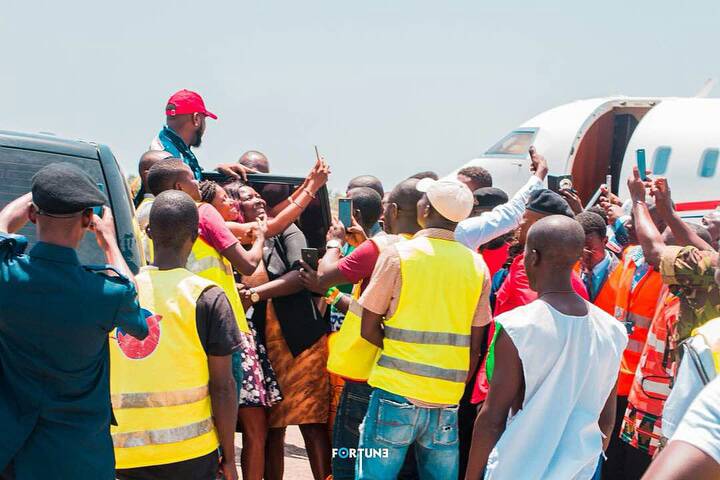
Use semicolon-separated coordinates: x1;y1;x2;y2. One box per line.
547;174;574;194
338;198;353;229
301;248;319;271
636;149;648;181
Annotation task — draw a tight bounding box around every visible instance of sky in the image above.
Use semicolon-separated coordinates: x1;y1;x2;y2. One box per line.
1;1;718;191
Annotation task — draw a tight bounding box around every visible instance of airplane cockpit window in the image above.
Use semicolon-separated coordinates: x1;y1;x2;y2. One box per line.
652;147;671;175
699;149;719;178
484;128;538;157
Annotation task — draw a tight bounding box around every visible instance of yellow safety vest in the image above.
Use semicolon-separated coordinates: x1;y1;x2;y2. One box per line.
367;236;484;405
691;317;720;375
327;234;407;381
110;268;219;469
136;197;153;265
186;236;250;333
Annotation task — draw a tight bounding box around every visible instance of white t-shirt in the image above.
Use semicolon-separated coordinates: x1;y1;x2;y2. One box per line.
671;376;720;464
485;300;628;480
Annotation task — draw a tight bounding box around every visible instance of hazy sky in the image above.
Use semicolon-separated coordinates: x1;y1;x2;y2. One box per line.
2;1;717;190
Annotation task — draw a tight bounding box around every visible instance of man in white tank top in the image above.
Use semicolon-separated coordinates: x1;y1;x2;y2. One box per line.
466;215;628;480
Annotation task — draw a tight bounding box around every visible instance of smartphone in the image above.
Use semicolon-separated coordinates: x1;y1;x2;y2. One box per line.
338;198;353;229
636;149;647;180
605;174;612;193
93;183;105;218
301;248;319;271
314;145;321;162
548;174;573;193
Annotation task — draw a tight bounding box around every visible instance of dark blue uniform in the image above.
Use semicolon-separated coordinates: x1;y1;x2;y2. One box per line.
0;234;148;479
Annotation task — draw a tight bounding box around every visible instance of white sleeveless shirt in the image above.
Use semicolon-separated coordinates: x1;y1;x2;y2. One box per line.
485;300;627;480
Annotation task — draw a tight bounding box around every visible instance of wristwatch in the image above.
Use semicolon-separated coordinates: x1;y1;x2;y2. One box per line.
326;239;342;250
249;288;261;304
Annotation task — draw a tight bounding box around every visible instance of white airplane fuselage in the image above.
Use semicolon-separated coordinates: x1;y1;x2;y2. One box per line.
459;96;720;219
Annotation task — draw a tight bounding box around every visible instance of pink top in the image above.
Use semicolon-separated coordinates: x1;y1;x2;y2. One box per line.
197;203;238;252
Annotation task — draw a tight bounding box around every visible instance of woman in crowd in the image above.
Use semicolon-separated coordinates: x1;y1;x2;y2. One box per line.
200;180;331;480
233;184;331;480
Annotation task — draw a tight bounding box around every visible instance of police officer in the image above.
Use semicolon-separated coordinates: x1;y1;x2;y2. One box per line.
0;163;148;480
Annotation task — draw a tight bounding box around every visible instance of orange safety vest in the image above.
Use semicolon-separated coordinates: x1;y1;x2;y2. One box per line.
628;286;679;415
576;259;620;316
614;246;664;396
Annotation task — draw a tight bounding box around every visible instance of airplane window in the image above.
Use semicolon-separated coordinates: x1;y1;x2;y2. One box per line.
652;147;671;175
485;129;538;156
699;149;719;178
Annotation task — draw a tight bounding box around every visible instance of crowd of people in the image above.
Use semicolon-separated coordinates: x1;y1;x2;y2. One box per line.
1;88;720;480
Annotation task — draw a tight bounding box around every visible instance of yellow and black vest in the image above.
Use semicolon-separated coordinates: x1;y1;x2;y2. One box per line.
110;268;219;469
367;236;484;405
186;236;250;333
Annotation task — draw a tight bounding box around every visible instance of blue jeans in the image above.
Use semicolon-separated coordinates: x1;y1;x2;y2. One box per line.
356;388;458;480
333;381;374;479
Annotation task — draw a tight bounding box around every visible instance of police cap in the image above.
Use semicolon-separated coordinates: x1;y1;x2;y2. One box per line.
31;163;107;215
473;187;509;209
526;189;574;218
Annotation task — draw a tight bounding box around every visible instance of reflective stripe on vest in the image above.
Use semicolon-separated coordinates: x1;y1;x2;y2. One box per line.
628;312;652;330
367;236;484;405
186;252;231;276
640;378;672;398
110;268;219;469
187;236;249;333
376;354;467;383
112;417;214;448
384;325;471;347
111;385;209;409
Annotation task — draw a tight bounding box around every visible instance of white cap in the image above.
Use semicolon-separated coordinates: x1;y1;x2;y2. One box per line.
416;178;474;222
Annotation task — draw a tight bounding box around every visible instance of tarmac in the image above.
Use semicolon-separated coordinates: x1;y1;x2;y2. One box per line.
235;425;314;479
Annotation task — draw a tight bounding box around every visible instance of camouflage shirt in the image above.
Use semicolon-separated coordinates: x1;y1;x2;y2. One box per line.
660;245;720;345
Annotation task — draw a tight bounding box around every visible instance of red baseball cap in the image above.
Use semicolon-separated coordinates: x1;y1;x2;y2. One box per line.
165;89;218;119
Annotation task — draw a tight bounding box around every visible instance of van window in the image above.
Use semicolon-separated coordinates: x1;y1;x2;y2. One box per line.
0;147;106;265
699;149;719;178
653;147;671;175
485;129;538;157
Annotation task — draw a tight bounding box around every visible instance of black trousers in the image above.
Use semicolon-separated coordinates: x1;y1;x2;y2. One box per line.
602;396;652;480
116;450;219;480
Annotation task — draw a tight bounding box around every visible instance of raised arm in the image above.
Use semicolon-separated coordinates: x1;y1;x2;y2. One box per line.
0;192;32;234
652;177;714;252
268;158;330;218
455;148;548;250
628;167;667;269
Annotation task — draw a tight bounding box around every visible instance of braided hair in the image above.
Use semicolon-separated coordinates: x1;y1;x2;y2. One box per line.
199;180;218;204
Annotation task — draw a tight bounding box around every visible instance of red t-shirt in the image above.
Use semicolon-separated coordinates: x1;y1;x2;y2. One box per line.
494;252;589;316
197;203;238;252
481;243;510;278
336;240;380;295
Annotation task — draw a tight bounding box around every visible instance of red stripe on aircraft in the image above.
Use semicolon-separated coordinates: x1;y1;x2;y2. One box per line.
675;200;720;212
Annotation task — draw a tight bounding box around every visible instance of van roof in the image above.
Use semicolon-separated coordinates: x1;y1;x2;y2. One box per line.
0;130;99;160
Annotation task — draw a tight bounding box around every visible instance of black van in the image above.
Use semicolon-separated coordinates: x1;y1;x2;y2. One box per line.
0;131;143;272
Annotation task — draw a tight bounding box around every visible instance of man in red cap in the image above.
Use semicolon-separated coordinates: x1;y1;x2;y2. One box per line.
149;89;254;183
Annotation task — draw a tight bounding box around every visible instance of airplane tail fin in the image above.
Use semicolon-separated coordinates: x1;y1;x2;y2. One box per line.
695;78;716;98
